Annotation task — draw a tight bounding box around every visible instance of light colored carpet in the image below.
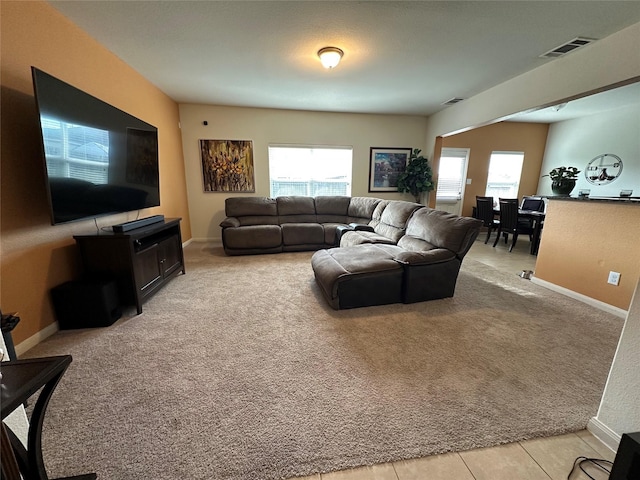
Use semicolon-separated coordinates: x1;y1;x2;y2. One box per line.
25;244;623;479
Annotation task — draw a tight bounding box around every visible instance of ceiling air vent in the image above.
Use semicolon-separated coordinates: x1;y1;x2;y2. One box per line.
441;97;465;106
540;37;596;58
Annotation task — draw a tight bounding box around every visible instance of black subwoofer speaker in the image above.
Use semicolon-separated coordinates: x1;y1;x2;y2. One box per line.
610;432;640;480
51;279;122;329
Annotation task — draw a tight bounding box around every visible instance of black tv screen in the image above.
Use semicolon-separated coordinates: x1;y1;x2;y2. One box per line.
31;67;160;225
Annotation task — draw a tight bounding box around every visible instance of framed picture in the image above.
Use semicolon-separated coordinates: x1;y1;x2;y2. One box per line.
368;147;411;192
200;139;255;192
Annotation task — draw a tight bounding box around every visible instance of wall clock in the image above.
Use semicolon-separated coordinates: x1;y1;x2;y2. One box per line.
585;153;623;185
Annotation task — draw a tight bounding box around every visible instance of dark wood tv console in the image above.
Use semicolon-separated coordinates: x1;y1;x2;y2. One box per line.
74;217;185;314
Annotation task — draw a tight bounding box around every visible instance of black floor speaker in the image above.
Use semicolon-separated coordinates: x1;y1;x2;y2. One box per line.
610;432;640;480
51;279;122;329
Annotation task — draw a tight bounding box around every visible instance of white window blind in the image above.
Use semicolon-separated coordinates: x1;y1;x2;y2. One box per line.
436;148;468;202
268;145;352;197
41;116;109;184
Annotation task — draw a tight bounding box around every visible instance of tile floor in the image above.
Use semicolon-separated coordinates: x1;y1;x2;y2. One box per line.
289;235;617;480
290;431;615;480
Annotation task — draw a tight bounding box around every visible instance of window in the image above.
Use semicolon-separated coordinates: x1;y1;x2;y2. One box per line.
436;148;469;202
41;116;109;184
268;145;352;197
485;151;525;200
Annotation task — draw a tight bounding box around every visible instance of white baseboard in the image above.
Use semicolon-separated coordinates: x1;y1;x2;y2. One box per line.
587;417;621;452
16;239;195;356
15;321;59;356
190;237;223;246
531;277;628;318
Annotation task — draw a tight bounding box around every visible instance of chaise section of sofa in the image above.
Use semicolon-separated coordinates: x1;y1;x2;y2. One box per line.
311;207;482;309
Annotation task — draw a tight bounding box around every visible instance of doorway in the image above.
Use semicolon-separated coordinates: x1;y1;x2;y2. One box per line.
435;148;469;215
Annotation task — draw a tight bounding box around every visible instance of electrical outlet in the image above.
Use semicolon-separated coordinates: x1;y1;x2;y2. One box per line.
608;271;621;286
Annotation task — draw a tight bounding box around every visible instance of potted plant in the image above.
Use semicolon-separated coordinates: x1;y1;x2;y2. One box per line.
397;149;435;203
544;166;580;196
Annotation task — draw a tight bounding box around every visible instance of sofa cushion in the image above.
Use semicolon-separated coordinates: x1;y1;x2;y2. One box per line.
367;200;388;230
238;215;280;226
321;223;346;245
347;197;381;223
315;196;350;223
405;208;482;256
223;225;281;249
277;196;317;224
339;230;397;247
277;196;316;215
226;197;277;217
374;201;422;243
282;223;324;245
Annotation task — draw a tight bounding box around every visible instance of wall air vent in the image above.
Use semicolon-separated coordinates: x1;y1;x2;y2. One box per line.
441;97;465;106
540;37;596;58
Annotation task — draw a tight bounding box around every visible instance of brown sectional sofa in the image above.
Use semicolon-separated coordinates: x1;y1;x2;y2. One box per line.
219;195;482;309
220;196;381;255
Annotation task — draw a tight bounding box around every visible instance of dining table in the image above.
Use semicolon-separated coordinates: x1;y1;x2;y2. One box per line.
493;207;546;255
519;209;546;255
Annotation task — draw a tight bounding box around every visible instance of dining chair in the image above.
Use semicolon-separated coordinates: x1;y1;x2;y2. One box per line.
493;198;533;252
519;196;545;231
475;196;499;244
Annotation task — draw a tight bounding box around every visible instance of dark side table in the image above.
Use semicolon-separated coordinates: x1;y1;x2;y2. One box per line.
1;356;96;480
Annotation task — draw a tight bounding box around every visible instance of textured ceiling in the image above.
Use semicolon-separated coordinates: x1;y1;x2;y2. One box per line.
48;1;640;116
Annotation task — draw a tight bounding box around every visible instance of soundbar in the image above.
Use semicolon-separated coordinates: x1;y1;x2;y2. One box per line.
112;215;165;233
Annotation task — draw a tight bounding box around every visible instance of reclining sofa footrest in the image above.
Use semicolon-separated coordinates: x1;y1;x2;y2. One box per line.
311;245;403;310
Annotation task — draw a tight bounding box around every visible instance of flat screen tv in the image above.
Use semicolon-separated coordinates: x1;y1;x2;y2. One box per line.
31;67;160;225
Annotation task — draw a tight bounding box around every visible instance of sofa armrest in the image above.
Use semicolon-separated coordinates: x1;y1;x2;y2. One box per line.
393;249;455;266
220;217;240;228
335;224;355;245
349;223;374;232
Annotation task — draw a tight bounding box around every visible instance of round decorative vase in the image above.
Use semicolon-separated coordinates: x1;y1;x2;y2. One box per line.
551;179;576;196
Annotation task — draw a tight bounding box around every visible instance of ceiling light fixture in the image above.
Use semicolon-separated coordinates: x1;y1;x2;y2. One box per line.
318;47;343;69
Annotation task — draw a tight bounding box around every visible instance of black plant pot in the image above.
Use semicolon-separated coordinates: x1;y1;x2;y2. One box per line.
551;179;576;196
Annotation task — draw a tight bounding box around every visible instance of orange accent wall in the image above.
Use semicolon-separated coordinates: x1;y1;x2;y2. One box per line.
535;200;640;310
429;137;443;208
441;122;549;216
1;1;191;345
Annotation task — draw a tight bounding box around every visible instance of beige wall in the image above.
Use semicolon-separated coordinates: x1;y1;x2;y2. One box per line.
535;200;640;310
0;1;191;345
442;122;549;217
179;104;428;241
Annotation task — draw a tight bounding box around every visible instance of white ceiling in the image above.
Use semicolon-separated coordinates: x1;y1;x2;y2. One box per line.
48;1;640;117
